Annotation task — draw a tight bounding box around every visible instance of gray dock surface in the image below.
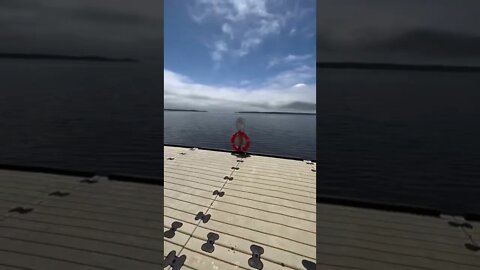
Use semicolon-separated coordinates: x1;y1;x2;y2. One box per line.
0;168;163;270
165;146;479;270
1;146;479;269
164;146;317;270
317;203;480;270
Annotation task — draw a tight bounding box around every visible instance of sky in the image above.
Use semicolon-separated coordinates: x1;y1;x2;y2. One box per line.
164;0;316;112
318;0;480;66
0;0;162;63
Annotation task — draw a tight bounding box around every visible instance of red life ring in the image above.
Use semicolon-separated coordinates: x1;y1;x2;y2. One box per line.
230;131;251;152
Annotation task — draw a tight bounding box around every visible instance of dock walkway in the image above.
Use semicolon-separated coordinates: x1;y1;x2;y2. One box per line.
164;146;317;270
0;167;163;270
316;203;480;270
1;146;478;269
165;146;479;270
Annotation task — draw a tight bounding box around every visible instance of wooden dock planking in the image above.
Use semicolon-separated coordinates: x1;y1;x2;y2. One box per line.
317;203;480;270
2;146;479;269
165;146;479;270
164;146;316;270
0;168;163;270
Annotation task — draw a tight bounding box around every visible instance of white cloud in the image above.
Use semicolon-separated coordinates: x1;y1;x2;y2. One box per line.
211;40;229;61
222;23;234;39
192;0;270;22
189;0;296;61
267;54;312;69
289;28;297;35
164;66;316;112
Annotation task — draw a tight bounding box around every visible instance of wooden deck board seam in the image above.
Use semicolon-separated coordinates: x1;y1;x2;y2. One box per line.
164;183;316;214
0;225;162;252
176;161;240;257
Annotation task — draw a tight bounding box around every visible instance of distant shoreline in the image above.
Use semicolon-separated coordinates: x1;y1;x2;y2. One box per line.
164;109;207;112
317;62;480;72
0;53;138;62
236;111;315;115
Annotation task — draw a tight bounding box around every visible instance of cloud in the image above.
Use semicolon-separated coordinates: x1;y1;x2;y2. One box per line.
289;28;296;35
267;54;312;68
279;101;315;111
0;0;162;62
368;29;480;58
211;40;229;61
189;0;270;23
188;0;299;61
164;66;316;112
317;0;480;65
222;23;234;39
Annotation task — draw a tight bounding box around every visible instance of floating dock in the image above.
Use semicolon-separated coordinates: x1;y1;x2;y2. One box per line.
165;146;479;270
316;203;480;270
0;167;163;269
164;146;317;269
1;146;479;269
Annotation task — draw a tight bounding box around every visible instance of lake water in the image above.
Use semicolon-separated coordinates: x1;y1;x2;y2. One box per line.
0;60;163;177
2;60;480;214
0;60;315;178
164;111;316;160
318;69;480;214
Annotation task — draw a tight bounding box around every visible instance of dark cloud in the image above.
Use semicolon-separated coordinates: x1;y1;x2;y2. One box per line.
240;101;315;112
279;101;316;111
317;0;480;65
369;30;480;58
0;0;42;9
0;0;162;62
69;6;159;26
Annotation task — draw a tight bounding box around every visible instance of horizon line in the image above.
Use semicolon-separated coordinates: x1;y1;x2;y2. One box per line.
317;62;480;72
0;53;139;63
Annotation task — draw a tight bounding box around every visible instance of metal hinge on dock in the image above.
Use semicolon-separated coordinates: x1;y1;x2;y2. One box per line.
164;221;183;239
163;251;186;270
448;221;473;229
441;214;478;252
301;259;316;270
213;190;225;197
201;232;219;253
9;207;34;214
465;243;480;252
48;191;70;197
248;245;264;270
195;212;211;223
80;175;104;184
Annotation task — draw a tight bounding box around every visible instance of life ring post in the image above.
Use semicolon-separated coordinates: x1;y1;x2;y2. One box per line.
230;130;251;153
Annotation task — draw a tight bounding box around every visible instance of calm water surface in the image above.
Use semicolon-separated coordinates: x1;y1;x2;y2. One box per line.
2;60;480;214
0;60;163;177
318;69;480;214
164;111;316;160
